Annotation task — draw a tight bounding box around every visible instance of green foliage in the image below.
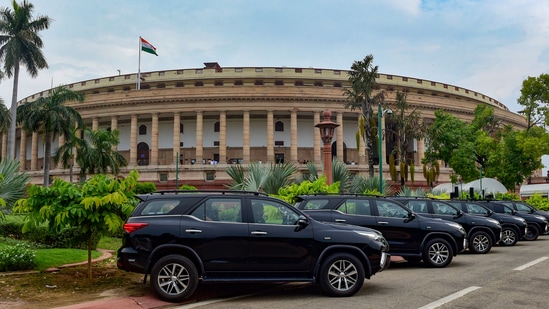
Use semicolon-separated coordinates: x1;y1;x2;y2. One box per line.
348;175;391;196
226;162;297;194
0;243;36;272
77;128;128;177
13;170;139;278
396;186;427;197
495;192;520;201
134;182;157;194
525;194;549;211
517;73;549;131
0;159;30;212
178;184;197;191
275;176;340;204
426;192;451;200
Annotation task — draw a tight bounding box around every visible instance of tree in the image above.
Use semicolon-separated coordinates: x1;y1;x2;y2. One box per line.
14;170;139;279
516;73;549;131
0;0;51;159
344;54;386;177
0;99;9;134
226;162;297;194
0;158;29;215
77;128;127;177
387;91;425;185
53;127;87;183
17;85;84;186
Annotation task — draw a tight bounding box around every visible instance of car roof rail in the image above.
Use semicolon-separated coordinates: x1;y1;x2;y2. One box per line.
149;190;269;196
299;192;383;197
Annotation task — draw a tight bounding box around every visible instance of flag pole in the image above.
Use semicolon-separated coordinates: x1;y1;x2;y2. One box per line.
137;36;142;90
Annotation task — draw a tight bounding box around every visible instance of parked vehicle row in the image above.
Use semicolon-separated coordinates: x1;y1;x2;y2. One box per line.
295;195;548;269
117;190;391;303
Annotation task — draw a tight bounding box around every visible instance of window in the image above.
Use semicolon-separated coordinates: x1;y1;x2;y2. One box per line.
205;171;215;181
180;123;184;134
254;80;264;85
274;141;284;146
407;201;428;213
466;203;488;215
275;153;284;163
195;81;204;86
432;202;458;215
251;198;300;225
139;125;147;135
338;199;371;215
191;198;242;222
375;201;409;218
302;199;329;210
214;80;223;86
234;80;243;85
214;121;220;132
140;200;181;215
159;173;168;181
275;121;284;132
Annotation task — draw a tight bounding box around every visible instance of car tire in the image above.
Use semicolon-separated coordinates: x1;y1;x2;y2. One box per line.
468;231;492;254
150;255;199;302
319;253;365;297
500;227;518;246
422;238;453;268
523;225;540;241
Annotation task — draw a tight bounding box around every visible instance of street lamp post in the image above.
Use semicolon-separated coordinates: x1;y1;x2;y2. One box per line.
378;104;383;194
315;110;340;185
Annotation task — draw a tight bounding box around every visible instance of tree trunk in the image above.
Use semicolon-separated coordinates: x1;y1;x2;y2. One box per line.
87;234;92;279
7;64;20;160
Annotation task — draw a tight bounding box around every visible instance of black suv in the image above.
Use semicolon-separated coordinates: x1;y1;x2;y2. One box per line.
497;201;549;227
294;195;467;268
476;201;548;241
117;190;390;302
391;197;501;254
445;200;527;246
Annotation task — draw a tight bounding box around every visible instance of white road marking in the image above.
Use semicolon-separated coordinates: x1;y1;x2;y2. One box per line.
417;286;482;309
514;256;548;271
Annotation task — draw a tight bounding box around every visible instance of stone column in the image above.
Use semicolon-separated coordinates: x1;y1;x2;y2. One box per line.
290;109;298;163
57;134;65;169
130;114;138;165
110;116;118;150
31;132;38;170
219;111;226;164
266;110;274;163
19;131;27;171
313;111;321;164
196;111;203;164
1;133;7;159
92;117;99;131
336;112;344;161
243;111;250;163
151;113;159;165
173;112;181;164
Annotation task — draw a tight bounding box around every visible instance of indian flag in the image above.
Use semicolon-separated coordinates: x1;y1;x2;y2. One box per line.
140;37;158;56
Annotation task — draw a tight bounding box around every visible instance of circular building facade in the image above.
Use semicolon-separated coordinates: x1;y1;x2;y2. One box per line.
4;63;527;189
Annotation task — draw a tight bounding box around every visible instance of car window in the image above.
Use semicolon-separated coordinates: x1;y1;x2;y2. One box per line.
406;200;428;213
515;203;532;212
466;203;489;215
140;199;181;215
337;199;371;215
375;200;409;218
502;205;514;215
251;198;300;225
301;199;329;210
432;202;458;215
190;198;242;222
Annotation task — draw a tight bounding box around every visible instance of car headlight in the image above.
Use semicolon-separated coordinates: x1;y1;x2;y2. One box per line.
354;230;384;242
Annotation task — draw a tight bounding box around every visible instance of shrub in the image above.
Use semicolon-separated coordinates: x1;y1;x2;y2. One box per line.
0;243;36;272
133;182;157;194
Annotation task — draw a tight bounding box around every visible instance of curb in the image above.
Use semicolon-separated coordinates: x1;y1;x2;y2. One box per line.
45;249;114;272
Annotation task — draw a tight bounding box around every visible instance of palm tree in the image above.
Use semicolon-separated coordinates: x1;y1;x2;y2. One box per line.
18;85;84;186
53;127;87;183
226;162;297;194
344;54;386;178
0;0;51;160
77;128;127;177
0;100;9;134
0;158;29;215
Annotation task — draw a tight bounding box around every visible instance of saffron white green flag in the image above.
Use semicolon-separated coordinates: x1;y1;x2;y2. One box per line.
140;37;158;56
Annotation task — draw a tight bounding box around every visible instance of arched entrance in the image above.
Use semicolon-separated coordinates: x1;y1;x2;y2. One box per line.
331;141;348;163
137;142;150;165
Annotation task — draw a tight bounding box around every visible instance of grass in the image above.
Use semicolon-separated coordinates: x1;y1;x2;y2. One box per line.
0;236;122;272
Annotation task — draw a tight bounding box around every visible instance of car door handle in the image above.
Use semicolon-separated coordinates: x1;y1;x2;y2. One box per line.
378;221;389;225
251;231;268;235
335;219;346;222
185;229;202;233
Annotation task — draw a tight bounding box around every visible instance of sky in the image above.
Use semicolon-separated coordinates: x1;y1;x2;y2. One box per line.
1;0;549;168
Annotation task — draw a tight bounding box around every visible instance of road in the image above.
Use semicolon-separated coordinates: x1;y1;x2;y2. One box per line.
170;237;549;309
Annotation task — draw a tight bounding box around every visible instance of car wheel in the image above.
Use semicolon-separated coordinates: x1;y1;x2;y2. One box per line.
523;225;539;241
422;238;453;268
500;227;518;246
468;231;492;254
150;255;199;302
319;253;365;297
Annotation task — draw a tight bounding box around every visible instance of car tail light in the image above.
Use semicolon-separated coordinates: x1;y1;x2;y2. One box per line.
123;222;149;233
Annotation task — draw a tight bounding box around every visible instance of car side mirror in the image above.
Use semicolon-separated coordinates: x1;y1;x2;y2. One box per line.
298;215;309;227
454;210;463;219
405;212;416;222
